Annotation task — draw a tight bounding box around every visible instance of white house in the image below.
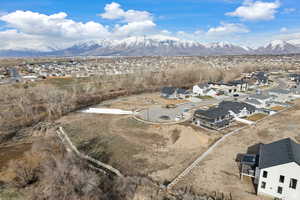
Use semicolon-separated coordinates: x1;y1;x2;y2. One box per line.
247;94;272;108
205;88;218;97
193;83;210;96
240;138;300;200
256;138;300;200
268;89;293;103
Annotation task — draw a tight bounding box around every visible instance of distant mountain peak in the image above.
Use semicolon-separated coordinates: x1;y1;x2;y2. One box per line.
1;36;300;57
265;40;288;49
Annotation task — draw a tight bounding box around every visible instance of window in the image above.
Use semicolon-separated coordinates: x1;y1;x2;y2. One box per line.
261;181;266;189
277;186;283;194
262;171;268;178
279;175;285;183
290;178;298;189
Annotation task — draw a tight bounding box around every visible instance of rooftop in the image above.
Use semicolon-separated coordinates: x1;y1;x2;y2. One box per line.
259;138;300;169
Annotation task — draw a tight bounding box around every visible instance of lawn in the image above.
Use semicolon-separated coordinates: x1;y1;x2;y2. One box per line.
270;106;285;111
196;95;214;100
246;113;268;121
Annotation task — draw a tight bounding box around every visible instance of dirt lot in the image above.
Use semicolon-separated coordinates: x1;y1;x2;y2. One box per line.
59;112;222;183
174;100;300;200
58;93;221;183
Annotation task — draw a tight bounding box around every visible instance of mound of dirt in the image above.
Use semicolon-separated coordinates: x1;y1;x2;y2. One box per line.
160;125;210;150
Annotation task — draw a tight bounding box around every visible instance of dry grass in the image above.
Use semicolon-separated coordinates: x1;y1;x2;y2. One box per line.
270;106;285;111
246;113;268;121
57;93;221;182
174;100;300;200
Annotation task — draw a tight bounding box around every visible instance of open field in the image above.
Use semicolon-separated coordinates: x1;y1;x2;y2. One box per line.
173;99;300;200
270;105;285;111
246;113;268;121
57;93;224;183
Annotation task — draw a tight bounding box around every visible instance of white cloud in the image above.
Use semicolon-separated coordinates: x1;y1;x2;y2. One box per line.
207;23;249;35
100;2;152;23
99;2;156;38
113;20;156;37
0;3;158;50
0;10;109;38
226;0;280;21
280;27;288;32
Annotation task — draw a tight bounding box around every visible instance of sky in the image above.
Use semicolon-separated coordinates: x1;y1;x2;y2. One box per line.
0;0;300;50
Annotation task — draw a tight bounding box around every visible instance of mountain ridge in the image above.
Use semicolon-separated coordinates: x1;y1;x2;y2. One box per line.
1;36;300;57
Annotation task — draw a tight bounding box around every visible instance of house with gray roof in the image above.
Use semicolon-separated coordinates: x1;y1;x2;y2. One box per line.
161;87;190;99
268;89;293;103
193;83;211;96
244;98;263;108
253;72;269;86
207;79;248;95
247;93;273;108
193;101;256;129
239;138;300;200
257;138;300;200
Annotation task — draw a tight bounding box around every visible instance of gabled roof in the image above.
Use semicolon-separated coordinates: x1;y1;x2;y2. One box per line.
177;88;189;94
218;101;257;114
161;87;176;95
249;94;271;100
259;138;300;169
228;79;247;85
268;89;290;95
194;101;256;119
194;106;229;119
244;98;262;105
197;83;210;89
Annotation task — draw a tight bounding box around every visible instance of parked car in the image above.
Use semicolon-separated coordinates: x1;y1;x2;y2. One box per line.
233;94;239;97
166;104;177;109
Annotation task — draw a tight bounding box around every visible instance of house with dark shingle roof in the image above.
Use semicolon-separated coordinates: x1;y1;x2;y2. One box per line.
207;79;248;95
161;87;190;99
257;138;300;200
240;138;300;200
193;101;256;129
253;72;269;86
268;89;293;103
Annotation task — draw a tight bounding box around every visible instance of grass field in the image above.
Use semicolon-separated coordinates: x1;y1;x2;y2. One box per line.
57;93;221;181
246;113;268;121
270;105;285;111
196;95;214;100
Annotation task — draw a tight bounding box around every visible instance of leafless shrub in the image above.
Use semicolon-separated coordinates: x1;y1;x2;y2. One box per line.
8;152;40;188
32;154;106;200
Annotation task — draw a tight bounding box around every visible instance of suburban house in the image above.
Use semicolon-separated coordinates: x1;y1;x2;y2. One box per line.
208;79;248;95
193;83;218;97
244;98;263;108
253;72;269;86
161;87;190;99
193;83;210;96
239;138;300;200
193;101;256;129
227;79;249;92
218;101;256;118
193;106;232;130
268;89;293;103
247;93;273;108
289;73;300;83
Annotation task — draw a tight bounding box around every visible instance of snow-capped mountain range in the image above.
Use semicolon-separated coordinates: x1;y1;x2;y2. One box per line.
1;35;300;57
